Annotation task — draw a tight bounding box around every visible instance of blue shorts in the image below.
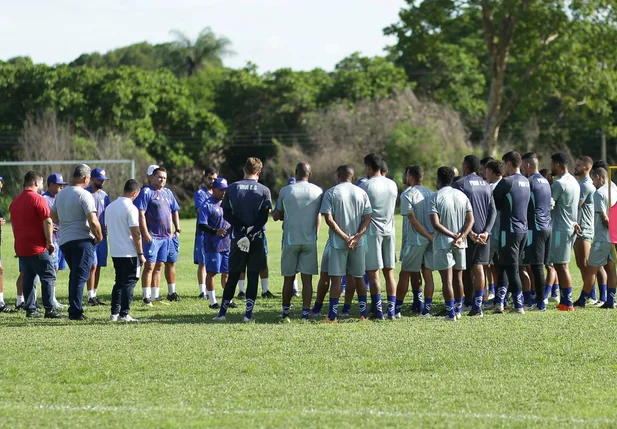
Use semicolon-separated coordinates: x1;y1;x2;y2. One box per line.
194;233;207;265
52;245;68;271
263;234;268;255
144;236;179;264
92;240;108;267
206;251;229;274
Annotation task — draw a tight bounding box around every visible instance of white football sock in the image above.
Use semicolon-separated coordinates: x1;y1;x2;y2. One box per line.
168;284;176;295
16;295;24;305
209;290;217;305
0;292;4;304
238;280;246;293
199;284;206;294
261;278;269;293
143;287;151;299
88;289;95;299
293;279;299;292
52;285;57;300
152;287;160;300
93;288;97;297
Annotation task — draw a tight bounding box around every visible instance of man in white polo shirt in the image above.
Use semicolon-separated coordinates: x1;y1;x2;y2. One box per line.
105;179;146;322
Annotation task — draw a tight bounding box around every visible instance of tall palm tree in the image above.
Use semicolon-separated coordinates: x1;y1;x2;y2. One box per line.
169;27;234;77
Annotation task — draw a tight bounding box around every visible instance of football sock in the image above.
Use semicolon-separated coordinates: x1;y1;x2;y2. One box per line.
152;287;160;300
302;307;310;319
142;287;151;299
341;303;351;314
523;291;531;306
87;289;95;299
282;303;291;318
562;287;573;307
261;278;269;294
238;280;246;293
422;298;432;315
387;295;396;317
606;288;616;306
374;294;384;318
358;295;367;318
168;283;176;295
328;298;339;321
445;299;455;319
312;302;323;314
199;284;206;294
599;284;608;302
472;289;484;311
209;290;217;306
395;299;404;315
590;285;597;301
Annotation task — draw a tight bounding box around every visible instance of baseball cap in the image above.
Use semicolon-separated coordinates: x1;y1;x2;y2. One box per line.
91;168;109;181
212;178;229;190
0;176;3;181
287;177;296;185
356;177;368;186
147;165;159;176
47;173;68;185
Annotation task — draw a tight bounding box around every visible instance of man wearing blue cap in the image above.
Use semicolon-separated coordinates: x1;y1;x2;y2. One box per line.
194;168;218;299
86;168;112;306
198;178;231;309
43;173;69;309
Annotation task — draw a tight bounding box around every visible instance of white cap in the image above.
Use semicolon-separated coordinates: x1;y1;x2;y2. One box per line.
147;164;159;176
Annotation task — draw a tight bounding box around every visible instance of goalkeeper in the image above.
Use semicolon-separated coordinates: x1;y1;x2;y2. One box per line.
213;157;272;323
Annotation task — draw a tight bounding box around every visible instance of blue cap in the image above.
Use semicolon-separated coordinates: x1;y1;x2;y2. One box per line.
0;176;3;181
91;168;109;181
212;178;228;189
47;173;68;185
287;177;296;185
356;177;368;186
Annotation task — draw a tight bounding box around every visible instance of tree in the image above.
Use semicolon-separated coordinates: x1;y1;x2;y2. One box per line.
386;0;617;156
169;27;234;77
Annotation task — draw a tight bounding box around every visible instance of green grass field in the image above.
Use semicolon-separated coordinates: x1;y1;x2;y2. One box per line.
1;217;617;428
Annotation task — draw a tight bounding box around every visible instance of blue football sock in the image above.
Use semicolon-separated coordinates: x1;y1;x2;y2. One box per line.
454;298;463;315
282;304;291;318
358;295;368;318
544;284;553;301
312;302;323;314
364;274;370;291
387;295;396;317
489;283;495;295
374;294;384;318
422;297;432;315
412;290;423;311
590;285;597;301
577;290;590;307
445;299;455;319
523;291;531;306
530;290;537;304
537;297;546;311
342;303;351;314
472;289;484;311
607;288;616;306
599;284;608;302
342;276;347;287
328;298;339;321
219;300;231;317
395;299;404;315
515;291;524;309
245;298;255;320
563;287;573;307
497;286;507;305
552;283;560;297
302;307;310;319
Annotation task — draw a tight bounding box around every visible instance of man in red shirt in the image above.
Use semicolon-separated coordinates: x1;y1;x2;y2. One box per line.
9;171;64;319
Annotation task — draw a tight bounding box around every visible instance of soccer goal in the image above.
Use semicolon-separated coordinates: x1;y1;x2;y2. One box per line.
0;159;135;200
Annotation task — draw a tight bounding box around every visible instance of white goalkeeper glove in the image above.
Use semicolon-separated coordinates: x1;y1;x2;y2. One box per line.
237;236;251;253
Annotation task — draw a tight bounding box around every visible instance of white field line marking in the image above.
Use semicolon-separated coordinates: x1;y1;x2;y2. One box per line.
0;403;614;425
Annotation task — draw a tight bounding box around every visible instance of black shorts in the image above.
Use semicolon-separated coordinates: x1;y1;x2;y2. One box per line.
229;237;267;274
522;229;551;266
466;240;490;266
498;232;527;266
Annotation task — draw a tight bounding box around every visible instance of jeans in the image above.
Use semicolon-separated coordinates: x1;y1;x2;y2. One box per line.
60;239;95;319
19;251;56;313
111;257;140;317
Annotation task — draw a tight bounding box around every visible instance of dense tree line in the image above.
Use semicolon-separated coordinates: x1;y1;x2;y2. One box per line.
1;2;616;198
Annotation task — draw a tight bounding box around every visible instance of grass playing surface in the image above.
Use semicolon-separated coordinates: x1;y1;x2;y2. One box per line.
1;217;616;428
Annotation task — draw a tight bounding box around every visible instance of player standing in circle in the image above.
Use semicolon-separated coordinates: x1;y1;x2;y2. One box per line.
213;158;272;323
195;168;218;299
429;166;474;321
86;168;111;306
492;151;530;314
358;154;398;320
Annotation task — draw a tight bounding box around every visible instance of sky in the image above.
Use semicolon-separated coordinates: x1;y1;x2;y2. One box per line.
0;0;407;72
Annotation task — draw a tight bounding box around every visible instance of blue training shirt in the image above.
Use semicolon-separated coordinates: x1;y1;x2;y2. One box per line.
492;173;530;234
222;179;272;240
454;173;496;235
527;173;552;231
198;194;231;253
